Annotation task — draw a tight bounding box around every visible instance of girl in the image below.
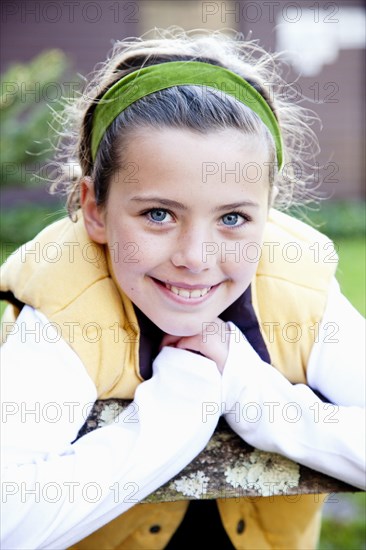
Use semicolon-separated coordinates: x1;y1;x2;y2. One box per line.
1;28;365;550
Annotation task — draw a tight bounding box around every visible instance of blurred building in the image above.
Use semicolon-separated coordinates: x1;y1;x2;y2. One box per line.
1;0;365;199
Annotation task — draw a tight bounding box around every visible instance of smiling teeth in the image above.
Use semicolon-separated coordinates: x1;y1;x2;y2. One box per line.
166;284;211;298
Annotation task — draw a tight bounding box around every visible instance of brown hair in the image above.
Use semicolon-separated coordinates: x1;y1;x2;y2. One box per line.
50;28;320;218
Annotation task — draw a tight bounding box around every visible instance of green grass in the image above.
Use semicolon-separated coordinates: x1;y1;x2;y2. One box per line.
334;237;365;316
319;519;366;550
318;493;366;550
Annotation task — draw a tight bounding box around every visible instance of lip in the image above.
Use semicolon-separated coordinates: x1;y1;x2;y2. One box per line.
150;277;221;305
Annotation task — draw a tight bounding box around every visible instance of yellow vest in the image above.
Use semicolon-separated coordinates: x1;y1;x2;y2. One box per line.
0;209;337;549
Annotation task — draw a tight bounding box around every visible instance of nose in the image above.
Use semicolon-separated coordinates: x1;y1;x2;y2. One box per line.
170;227;218;273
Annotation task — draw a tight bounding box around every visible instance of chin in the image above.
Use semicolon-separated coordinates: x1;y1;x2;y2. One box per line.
154;318;204;337
167;328;200;338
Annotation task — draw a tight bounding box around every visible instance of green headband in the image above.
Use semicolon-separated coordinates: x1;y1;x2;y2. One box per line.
91;61;283;168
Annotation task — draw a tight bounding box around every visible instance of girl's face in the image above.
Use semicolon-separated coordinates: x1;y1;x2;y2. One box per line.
83;128;272;336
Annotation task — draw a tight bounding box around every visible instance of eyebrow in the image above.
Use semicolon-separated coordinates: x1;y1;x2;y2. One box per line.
130;196;259;211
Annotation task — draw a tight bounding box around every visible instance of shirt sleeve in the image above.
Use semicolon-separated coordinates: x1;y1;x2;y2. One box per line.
1;306;222;549
221;309;366;490
307;277;365;407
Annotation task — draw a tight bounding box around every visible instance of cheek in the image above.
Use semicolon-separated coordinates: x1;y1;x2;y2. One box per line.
109;233;162;282
222;246;260;276
106;221;139;263
222;252;260;300
233;261;258;289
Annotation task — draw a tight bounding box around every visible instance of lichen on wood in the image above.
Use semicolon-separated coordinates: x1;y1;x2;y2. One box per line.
76;398;360;502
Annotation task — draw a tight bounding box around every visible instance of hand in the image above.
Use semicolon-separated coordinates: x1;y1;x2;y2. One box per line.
160;318;230;374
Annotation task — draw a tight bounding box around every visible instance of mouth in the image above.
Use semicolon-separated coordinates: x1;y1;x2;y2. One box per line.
151;278;220;302
165;283;211;299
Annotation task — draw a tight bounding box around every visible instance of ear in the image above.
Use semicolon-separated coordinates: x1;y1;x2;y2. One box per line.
80;176;107;244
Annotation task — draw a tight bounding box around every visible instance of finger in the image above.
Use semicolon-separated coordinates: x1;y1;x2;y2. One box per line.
175;336;203;354
160;333;181;350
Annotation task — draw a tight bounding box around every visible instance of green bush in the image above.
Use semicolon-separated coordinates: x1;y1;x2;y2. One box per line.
0;204;65;247
0;50;80;187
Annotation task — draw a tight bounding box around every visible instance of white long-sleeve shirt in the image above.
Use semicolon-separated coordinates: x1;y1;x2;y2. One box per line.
1;315;222;549
1;278;365;548
222;280;365;490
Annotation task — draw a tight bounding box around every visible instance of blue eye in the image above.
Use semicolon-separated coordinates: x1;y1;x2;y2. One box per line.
146;209;173;224
150;209;167;221
222;213;241;226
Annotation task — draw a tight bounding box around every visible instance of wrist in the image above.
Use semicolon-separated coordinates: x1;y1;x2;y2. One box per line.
222;322;265;406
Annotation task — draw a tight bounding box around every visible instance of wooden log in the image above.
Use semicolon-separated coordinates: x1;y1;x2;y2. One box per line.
76;399;360;502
